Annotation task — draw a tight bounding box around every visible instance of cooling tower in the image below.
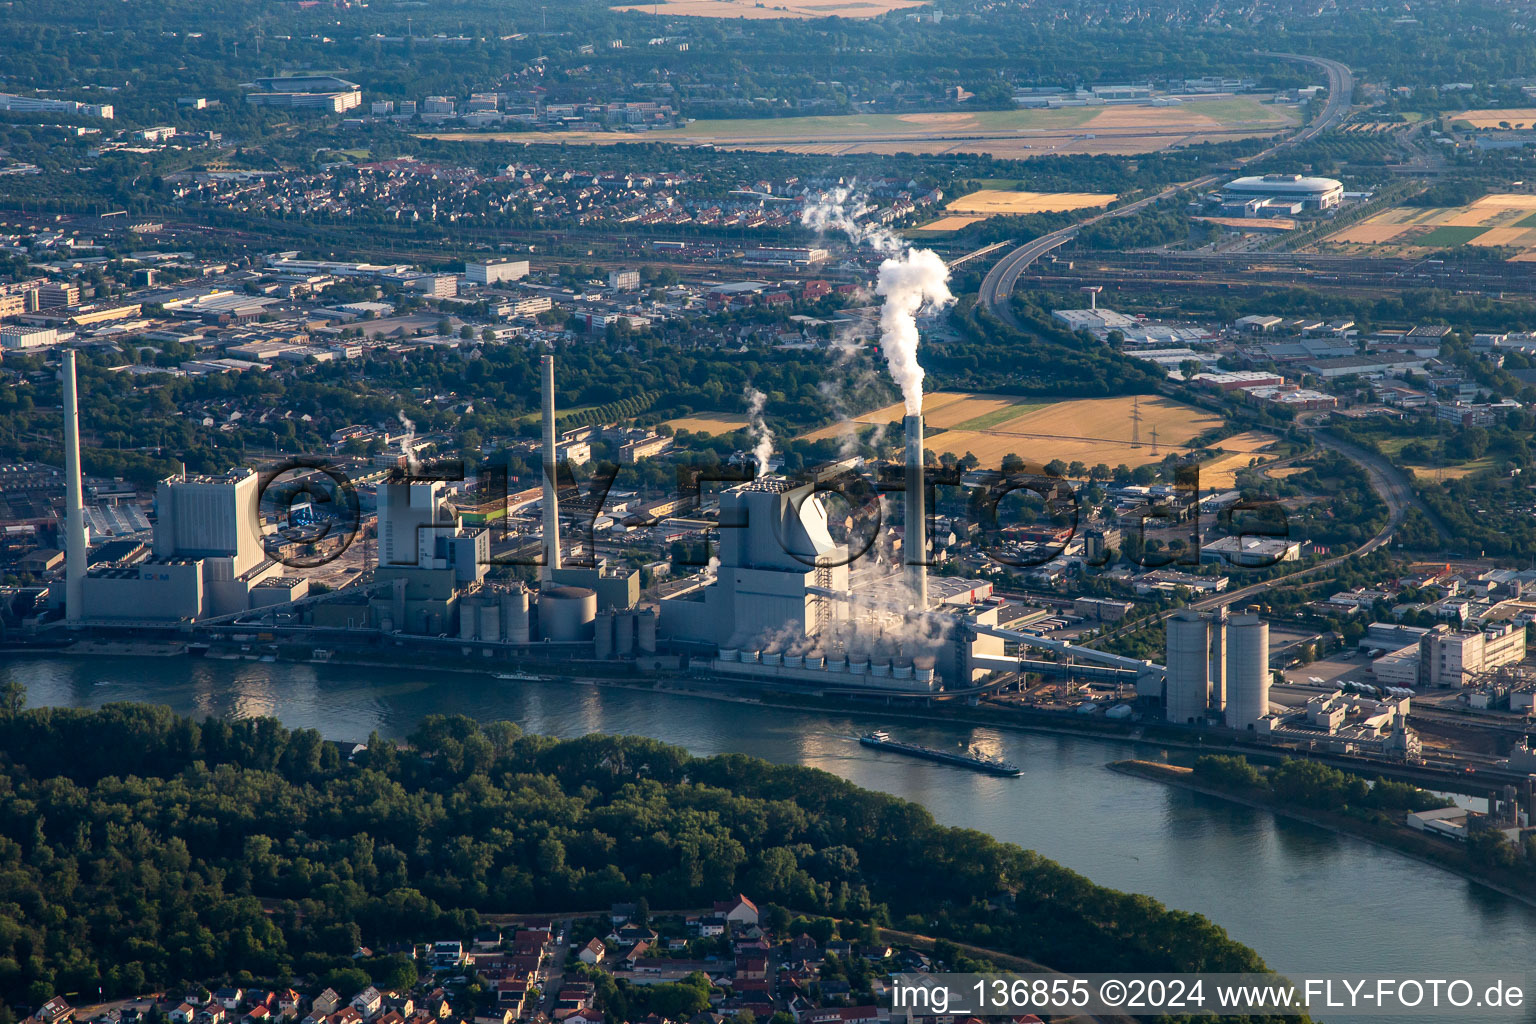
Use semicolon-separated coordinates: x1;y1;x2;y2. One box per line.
541;354;562;579
904;413;927;610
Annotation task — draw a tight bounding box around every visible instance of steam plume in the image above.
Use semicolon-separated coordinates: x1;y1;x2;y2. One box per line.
800;189;953;416
876;249;953;415
396;410;416;462
744;386;774;477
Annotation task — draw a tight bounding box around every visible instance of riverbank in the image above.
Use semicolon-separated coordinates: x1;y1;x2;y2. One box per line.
1109;759;1536;910
28;638;1506;797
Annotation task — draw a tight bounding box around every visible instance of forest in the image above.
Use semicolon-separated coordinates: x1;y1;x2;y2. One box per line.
0;699;1290;1019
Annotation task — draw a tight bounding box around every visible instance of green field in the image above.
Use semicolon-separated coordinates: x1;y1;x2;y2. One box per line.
952;402;1051;431
1416;225;1489;247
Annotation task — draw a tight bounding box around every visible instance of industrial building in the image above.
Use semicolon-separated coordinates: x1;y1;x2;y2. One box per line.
1163;608;1271;729
1219;174;1344;211
466;259;530;286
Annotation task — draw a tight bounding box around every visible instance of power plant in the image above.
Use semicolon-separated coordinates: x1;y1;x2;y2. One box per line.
50;349;1170;697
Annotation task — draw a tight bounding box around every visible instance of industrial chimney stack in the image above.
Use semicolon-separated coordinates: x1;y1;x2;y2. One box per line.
62;350;86;624
903;413;927;610
540;354;563;580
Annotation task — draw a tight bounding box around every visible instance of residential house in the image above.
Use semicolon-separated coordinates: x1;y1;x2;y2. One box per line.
214;991;245;1012
713;895;760;926
610;902;638;926
171;1007;197;1024
278;993;304;1019
35;1004;75;1024
245;1008;272;1024
350;989;383;1019
788;935;820;962
419;991;450;1020
312;992;342;1017
696;916;727;937
578;938;607;965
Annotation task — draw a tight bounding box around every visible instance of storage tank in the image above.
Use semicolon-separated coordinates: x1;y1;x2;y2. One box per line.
539;585;597;641
784;654;804;669
594;609;615;659
849;657;869;675
459;601;479;640
763;651;783;667
1165;610;1211;724
475;603;497;644
637;609;657;653
719;647;740;662
615;613;636;656
827;655;848;673
1225;614;1271;730
502;587;531;643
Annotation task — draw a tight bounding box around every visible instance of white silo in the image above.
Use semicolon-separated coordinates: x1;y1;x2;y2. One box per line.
1209;605;1228;713
1164;610;1211;724
1225;614;1270;730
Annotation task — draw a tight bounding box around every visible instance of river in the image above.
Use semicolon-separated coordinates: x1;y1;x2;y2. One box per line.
6;653;1534;1015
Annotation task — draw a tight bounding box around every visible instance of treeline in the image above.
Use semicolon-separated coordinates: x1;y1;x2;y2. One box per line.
1077;200;1189;251
945;294;1165;397
0;700;1292;1019
1193;755;1451;819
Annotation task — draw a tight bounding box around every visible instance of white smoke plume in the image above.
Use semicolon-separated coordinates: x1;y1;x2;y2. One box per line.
744;385;774;477
875;248;954;416
801;189;953;416
396;410;416;462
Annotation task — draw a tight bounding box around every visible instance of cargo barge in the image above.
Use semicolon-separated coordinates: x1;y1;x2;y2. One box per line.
859;730;1022;776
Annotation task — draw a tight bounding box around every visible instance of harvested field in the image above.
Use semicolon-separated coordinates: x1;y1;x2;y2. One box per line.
911;215;985;233
945;189;1117;216
1450;109;1536;129
800;392;1278;477
1469;227;1535;246
1324;223;1413;244
1318;191;1536;256
611;0;927;16
420;96;1298;159
664;412;749;435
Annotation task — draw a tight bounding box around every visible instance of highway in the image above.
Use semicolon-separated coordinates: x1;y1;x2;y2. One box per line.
978;52;1354;326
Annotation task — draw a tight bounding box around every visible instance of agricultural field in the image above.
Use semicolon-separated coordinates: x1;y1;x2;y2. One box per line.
799;392;1278;483
610;0;927;17
421;96;1298;159
913;189;1117;233
1317;193;1536;257
663;412;750;435
1446;108;1536;129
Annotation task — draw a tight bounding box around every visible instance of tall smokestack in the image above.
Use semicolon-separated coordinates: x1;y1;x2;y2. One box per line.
540;354;562;580
62;350;86;624
903;413;927;610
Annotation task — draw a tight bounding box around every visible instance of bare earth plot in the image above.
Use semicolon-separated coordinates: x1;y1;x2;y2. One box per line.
418;96;1298;159
800;392;1278;482
611;0;927;17
1317;192;1536;257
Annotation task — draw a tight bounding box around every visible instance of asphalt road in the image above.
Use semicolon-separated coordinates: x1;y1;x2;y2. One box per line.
978;52;1354;326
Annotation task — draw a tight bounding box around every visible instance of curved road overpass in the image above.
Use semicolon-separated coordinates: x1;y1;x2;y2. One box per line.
979;53;1354;327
